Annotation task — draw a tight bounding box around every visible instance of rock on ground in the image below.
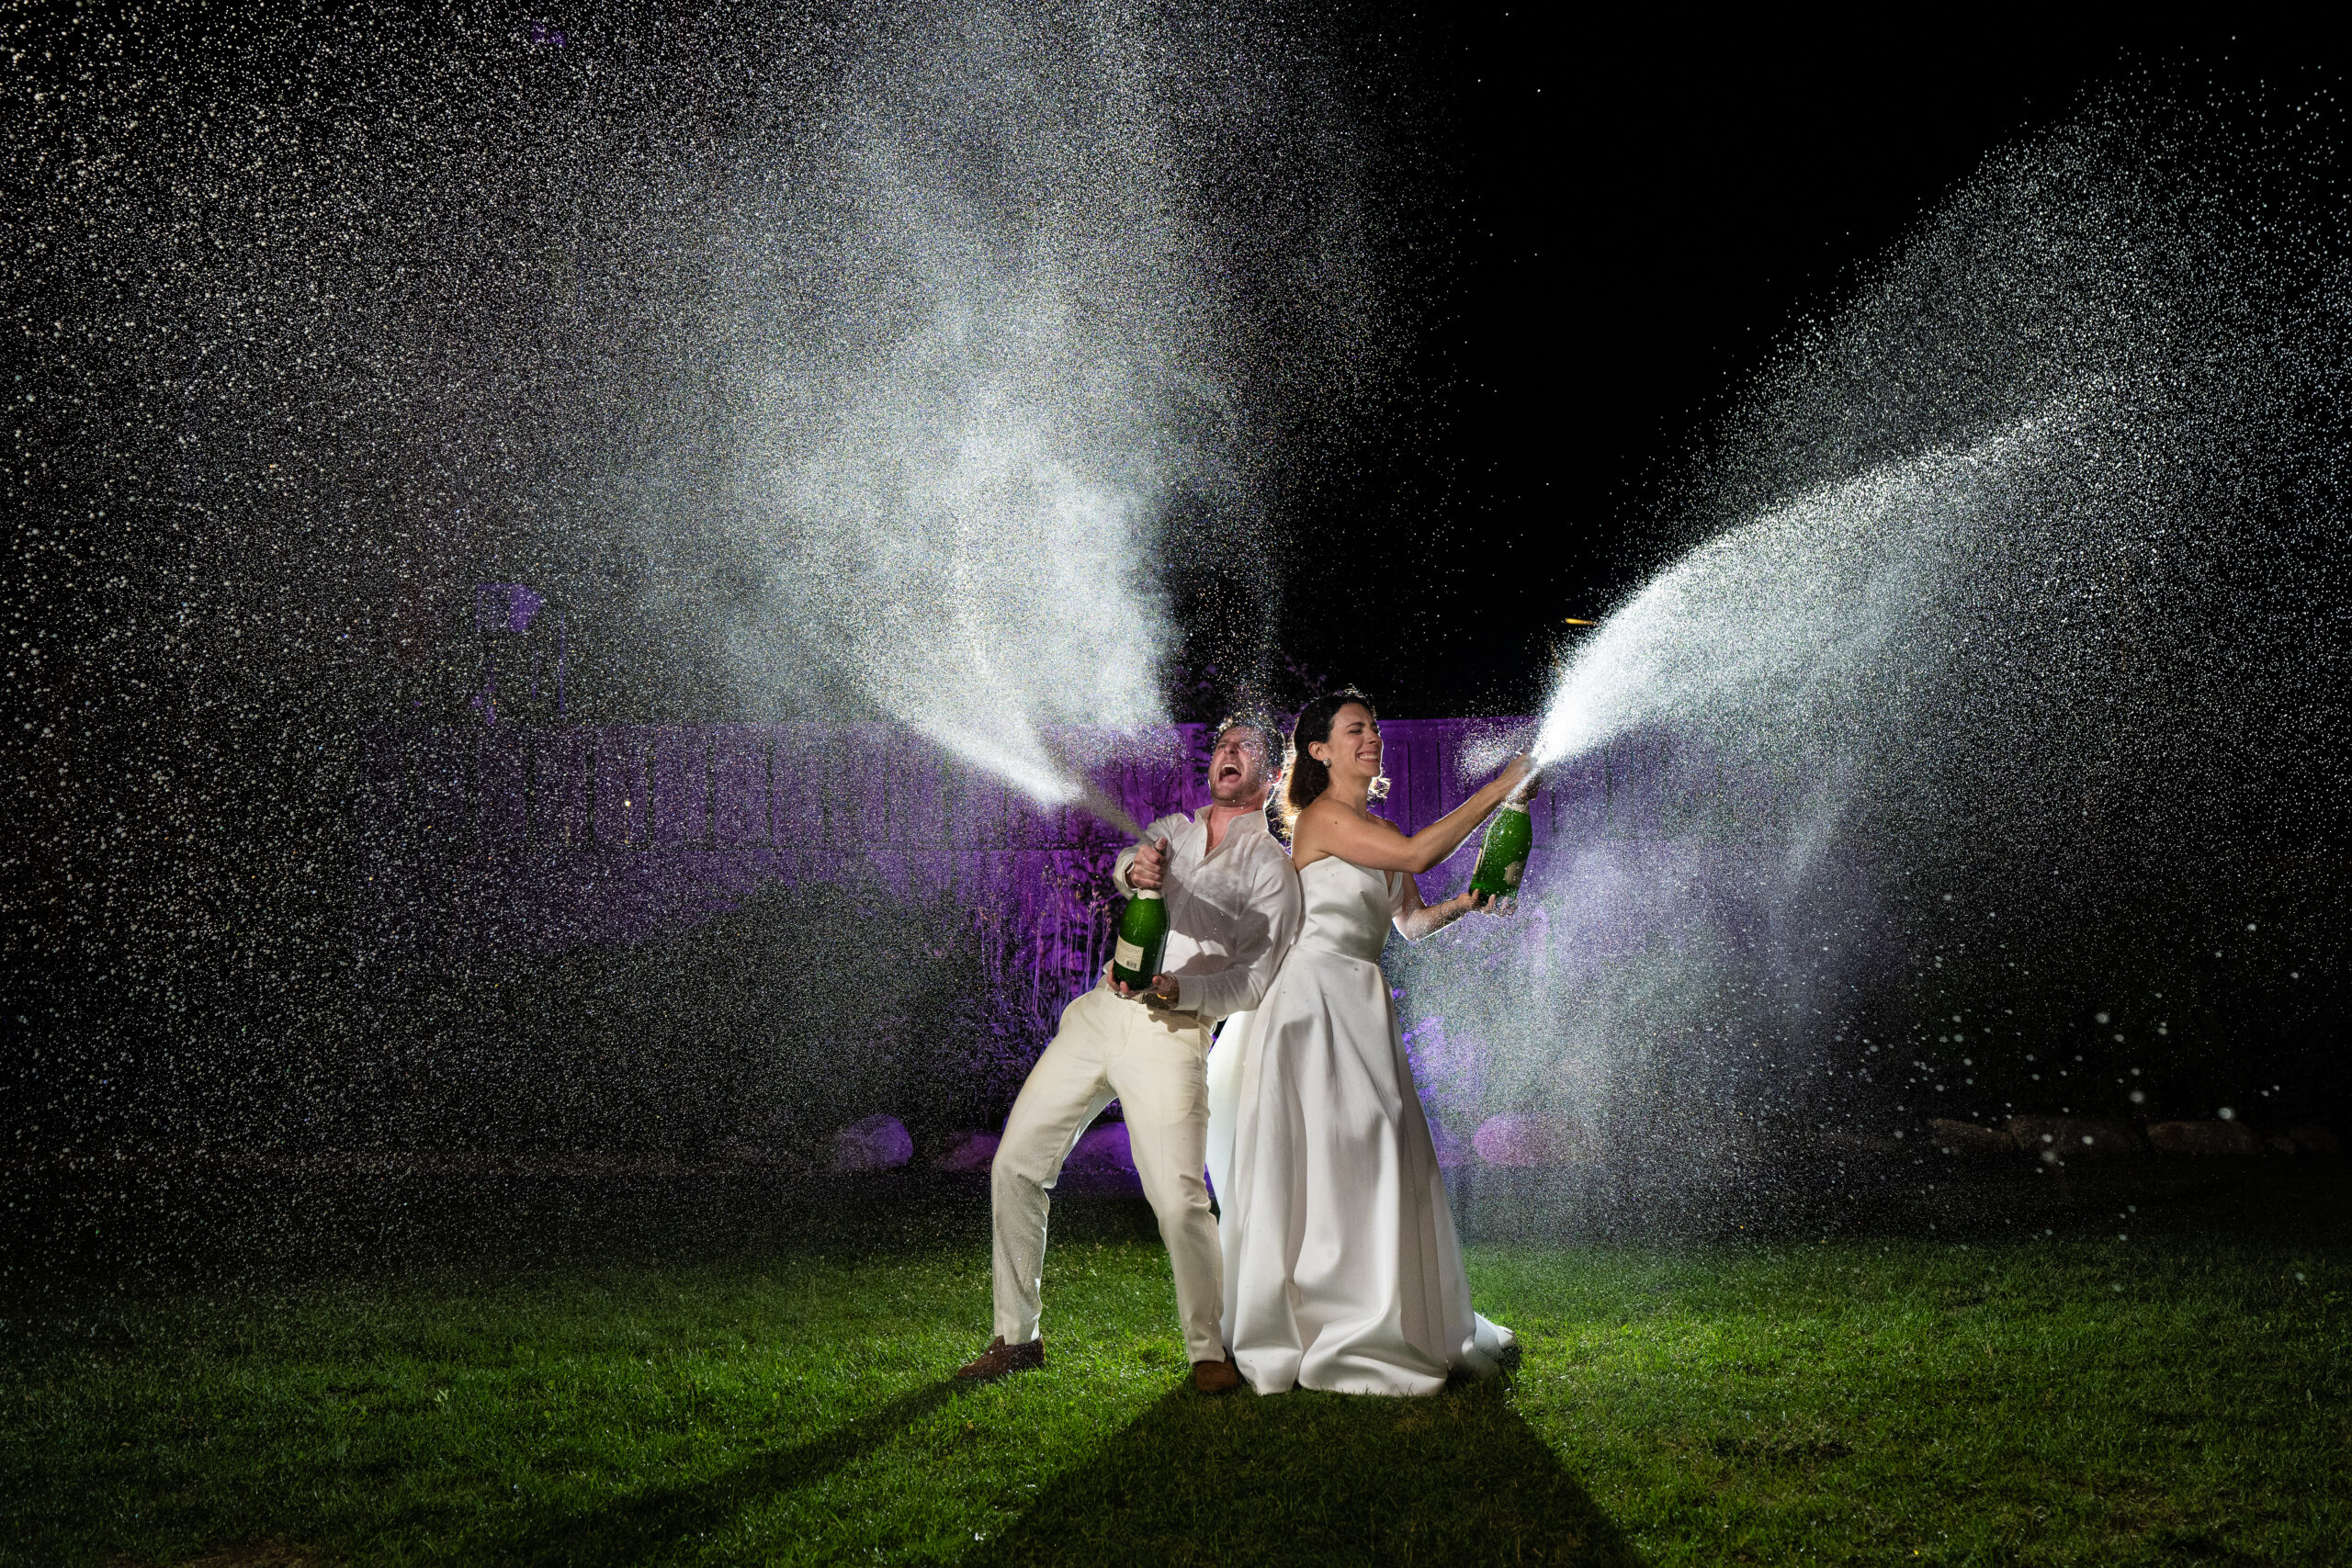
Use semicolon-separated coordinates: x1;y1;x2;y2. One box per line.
834;1112;914;1172
1929;1119;2016;1158
2284;1123;2341;1156
2007;1115;2143;1158
2146;1119;2265;1156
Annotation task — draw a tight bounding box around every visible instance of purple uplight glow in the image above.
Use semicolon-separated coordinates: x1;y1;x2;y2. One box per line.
351;716;1880;1125
475;584;547;635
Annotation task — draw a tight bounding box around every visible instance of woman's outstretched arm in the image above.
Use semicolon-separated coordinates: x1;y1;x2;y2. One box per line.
1392;872;1495;941
1293;755;1532;874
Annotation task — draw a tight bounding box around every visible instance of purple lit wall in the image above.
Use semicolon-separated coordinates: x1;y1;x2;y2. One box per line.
351;719;1865;1043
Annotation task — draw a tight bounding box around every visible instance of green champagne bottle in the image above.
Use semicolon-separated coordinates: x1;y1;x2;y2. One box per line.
1468;799;1533;899
1111;888;1170;989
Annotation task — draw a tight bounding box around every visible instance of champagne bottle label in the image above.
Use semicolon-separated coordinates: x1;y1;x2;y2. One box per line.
1111;886;1170;987
1505;860;1524;888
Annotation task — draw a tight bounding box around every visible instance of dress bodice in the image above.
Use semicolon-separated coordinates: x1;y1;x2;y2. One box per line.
1295;855;1401;964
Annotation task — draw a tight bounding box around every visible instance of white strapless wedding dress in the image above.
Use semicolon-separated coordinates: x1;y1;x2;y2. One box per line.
1206;854;1514;1395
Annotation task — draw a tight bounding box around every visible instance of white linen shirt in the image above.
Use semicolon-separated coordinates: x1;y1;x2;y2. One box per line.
1110;804;1302;1025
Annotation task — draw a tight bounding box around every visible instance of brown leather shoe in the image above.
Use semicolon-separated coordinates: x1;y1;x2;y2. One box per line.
956;1335;1045;1382
1193;1356;1243;1394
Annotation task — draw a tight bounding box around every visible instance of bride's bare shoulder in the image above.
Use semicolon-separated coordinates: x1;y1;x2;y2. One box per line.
1291;798;1399;863
1294;796;1356;831
1289;797;1344;863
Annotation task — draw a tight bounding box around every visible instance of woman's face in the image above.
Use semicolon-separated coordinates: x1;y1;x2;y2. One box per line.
1313;703;1383;784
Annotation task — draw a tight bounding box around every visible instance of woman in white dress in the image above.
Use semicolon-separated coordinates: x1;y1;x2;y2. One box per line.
1208;689;1533;1395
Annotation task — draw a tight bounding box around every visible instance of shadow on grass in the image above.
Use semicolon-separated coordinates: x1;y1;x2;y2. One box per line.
968;1371;1637;1568
509;1376;970;1568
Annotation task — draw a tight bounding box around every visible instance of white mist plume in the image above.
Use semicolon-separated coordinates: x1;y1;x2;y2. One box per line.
1530;417;2051;770
736;276;1175;806
718;30;1190;807
682;4;1380;814
1414;93;2352;1238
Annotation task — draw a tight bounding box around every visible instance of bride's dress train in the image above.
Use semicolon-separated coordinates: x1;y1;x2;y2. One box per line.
1207;853;1513;1395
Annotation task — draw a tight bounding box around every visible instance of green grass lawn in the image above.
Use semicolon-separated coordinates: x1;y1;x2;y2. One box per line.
4;1174;2346;1566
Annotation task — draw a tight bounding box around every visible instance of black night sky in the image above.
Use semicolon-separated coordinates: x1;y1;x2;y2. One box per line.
1308;18;2346;716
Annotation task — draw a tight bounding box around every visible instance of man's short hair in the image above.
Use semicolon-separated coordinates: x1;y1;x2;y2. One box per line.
1212;713;1283;777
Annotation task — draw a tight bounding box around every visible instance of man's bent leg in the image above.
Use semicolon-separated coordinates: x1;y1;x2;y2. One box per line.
1111;1008;1224;1366
990;988;1118;1347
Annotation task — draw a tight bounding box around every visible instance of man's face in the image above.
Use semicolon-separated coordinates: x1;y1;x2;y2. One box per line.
1208;726;1271;807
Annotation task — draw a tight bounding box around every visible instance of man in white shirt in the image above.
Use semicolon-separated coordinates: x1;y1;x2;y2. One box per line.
958;717;1302;1394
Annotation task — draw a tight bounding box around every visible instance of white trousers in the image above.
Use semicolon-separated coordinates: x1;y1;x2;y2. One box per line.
991;982;1224;1364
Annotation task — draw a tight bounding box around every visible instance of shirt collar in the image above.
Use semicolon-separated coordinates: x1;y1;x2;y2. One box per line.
1192;799;1273;845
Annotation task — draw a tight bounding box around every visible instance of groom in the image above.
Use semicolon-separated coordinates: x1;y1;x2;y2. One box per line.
958;717;1301;1394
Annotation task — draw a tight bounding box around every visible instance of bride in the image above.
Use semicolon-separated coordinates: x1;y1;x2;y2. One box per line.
1208;689;1532;1396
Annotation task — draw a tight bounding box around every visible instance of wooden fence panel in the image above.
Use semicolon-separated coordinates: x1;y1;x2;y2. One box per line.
650;727;709;847
593;728;650;848
532;729;594;848
414;728;474;850
479;730;529;850
708;725;773;847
